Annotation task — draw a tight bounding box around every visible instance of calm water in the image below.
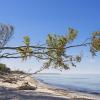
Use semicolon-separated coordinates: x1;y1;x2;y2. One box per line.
34;74;100;94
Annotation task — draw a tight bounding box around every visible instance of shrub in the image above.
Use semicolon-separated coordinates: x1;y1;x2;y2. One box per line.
0;63;11;73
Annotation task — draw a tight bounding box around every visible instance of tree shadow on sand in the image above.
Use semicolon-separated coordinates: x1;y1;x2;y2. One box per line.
0;87;93;100
0;87;69;100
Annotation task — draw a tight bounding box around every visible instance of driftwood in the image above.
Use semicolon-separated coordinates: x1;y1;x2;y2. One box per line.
18;82;37;90
2;77;17;84
0;72;37;90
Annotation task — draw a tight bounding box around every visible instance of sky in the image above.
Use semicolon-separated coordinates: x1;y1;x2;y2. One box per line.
0;0;100;74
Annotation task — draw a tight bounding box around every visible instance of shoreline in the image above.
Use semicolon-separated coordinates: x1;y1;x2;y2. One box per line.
33;74;100;96
0;73;100;100
34;76;100;100
38;78;100;96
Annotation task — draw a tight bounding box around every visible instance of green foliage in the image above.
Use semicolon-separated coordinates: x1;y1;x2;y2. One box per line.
90;31;100;56
68;28;78;41
0;63;11;73
0;24;99;73
43;28;79;70
17;36;33;60
76;55;81;62
15;28;99;73
92;32;100;51
24;36;30;46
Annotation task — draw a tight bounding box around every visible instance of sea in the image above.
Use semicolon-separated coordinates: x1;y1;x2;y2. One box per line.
34;74;100;95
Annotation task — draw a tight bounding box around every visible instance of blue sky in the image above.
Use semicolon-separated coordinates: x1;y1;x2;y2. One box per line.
0;0;100;74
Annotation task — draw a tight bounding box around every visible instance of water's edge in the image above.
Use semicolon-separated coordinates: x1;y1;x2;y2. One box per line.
34;74;100;96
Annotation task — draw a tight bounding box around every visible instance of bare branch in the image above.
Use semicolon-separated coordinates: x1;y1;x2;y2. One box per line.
0;42;91;50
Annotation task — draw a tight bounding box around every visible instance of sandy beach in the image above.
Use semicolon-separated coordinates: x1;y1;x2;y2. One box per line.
0;73;100;100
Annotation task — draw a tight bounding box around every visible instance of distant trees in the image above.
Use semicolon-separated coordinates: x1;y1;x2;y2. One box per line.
0;23;100;73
